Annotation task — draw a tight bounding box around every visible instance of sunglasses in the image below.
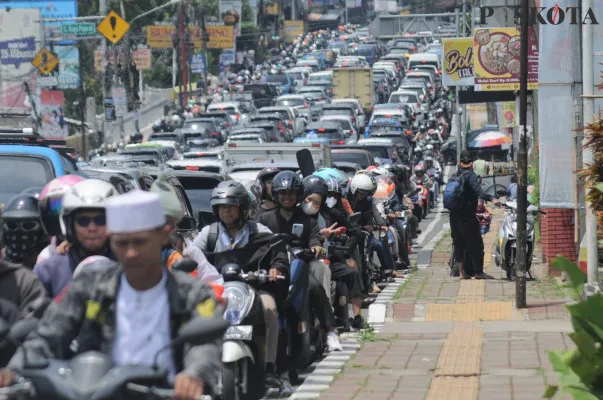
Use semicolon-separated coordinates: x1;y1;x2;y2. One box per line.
75;215;106;227
4;220;40;232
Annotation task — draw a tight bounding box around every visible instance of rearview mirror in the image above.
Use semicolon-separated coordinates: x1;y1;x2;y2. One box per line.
178;216;198;231
172;258;198;273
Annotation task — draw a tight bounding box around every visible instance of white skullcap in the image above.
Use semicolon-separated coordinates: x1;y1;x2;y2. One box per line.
106;190;166;234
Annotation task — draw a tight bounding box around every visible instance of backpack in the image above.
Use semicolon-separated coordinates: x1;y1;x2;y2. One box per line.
443;173;466;211
207;221;259;252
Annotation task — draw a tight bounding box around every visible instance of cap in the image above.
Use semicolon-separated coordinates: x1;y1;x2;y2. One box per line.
106;191;166;234
150;176;184;221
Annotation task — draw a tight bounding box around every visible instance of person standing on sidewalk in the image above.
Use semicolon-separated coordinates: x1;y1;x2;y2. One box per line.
445;151;499;279
473;151;489;177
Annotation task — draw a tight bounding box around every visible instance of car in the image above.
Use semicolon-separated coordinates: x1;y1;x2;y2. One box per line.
257;106;303;137
408;53;441;71
331;148;374;169
307;80;333;98
364;118;410;145
181;118;225;142
227;128;269;144
328;40;350;56
295;58;320;72
199;112;235;138
167;158;228;174
331;99;367;130
355;138;398;163
264;71;293;95
355;44;378;65
297;86;330;120
287;67;311;92
300;53;326;70
249;114;289;141
372;75;391;103
243;83;280;108
307;71;333;86
145;140;185;160
389;90;427;118
320;104;358;130
295;121;348;145
275;94;312;121
319;115;358;142
246;121;281;142
124;142;177;161
404;71;436;95
0;130;79;205
148;132;181;145
206;101;249;126
77;165;153;193
228;161;301;184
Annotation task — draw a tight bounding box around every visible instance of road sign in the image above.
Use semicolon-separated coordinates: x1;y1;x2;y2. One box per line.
37;76;58;87
190;54;207;73
31;48;59;74
61;23;96;37
97;10;130;44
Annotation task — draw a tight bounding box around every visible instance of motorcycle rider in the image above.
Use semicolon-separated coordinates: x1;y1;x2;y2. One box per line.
0;191;221;399
1;193;50;269
435;108;449;138
191;181;288;392
254;167;281;218
345;173;395;293
302;175;364;330
392;164;420;242
33;179;118;297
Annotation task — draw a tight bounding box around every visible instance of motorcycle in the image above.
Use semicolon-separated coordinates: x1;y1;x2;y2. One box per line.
0;316;229;400
494;199;545;280
414;178;431;219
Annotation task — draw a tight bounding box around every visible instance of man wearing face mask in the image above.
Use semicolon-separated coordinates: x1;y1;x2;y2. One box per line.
303;175;364;330
257;171;343;349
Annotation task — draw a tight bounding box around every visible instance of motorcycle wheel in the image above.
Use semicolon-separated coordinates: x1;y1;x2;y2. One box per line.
222;362;243;400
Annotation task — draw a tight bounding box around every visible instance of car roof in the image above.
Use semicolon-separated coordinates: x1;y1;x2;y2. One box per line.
306;121;341;130
207;101;239;108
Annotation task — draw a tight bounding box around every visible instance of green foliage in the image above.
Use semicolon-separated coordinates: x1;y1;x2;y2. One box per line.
528;165;540;208
543;256;603;399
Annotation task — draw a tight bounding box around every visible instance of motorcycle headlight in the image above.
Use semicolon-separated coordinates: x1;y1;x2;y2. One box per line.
223;285;253;325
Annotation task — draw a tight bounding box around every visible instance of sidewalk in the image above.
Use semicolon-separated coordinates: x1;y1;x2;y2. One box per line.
318;209;576;400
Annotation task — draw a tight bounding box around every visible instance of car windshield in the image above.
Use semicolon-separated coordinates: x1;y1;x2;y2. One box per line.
326;119;352;130
405;76;431;85
260;110;288;120
371;125;400;135
300;91;323;98
308;75;331;83
389;48;407;54
364;147;391;159
276;98;305;107
332;152;370;168
266;74;289;84
177;176;221;212
322;109;352;117
0;156;53;205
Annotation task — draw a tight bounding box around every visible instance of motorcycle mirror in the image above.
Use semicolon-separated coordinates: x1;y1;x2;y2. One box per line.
172;258;198;274
348;212;362;226
178;216;198;232
173;316;230;348
409;187;421;196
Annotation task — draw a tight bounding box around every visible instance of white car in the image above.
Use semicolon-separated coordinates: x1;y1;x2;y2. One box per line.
319;115;358;143
206;101;248;126
257;106;305;137
331;99;366;129
167;158;227;174
307;71;333;86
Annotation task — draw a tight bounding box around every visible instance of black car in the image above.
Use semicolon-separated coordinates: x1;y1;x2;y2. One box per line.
243;83;280;109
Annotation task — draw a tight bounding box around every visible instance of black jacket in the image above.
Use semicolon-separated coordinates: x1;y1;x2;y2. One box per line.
454;168;494;218
0;260;45;319
257;208;322;249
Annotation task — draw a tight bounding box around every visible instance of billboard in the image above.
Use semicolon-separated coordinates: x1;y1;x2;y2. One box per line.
442;37;474;87
473;27;539;91
219;0;242;37
55;46;79;89
284;21;304;43
146;25;234;49
39;90;68;139
0;9;41;111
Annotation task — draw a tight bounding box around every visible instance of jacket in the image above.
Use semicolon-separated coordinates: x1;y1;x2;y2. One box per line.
33;246;115;298
0;260;46;319
8;263;221;387
257;208;322;249
454;168;494;218
345;195;387;227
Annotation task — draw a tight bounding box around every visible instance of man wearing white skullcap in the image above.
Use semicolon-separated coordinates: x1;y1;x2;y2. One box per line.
0;191;223;399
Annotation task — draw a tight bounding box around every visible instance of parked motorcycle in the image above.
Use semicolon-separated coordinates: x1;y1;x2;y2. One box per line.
494;199;545;280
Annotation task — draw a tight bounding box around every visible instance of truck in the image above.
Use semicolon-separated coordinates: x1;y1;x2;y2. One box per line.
332;68;376;114
222;142;332;171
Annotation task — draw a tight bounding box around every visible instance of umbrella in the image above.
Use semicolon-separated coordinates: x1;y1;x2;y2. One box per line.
468;131;512;148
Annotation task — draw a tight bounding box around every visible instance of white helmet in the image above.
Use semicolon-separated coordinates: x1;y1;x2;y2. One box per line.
350;174;376;195
172;114;181;123
371;167;389;176
425;144;434;151
60;179;118;241
72;255;115;279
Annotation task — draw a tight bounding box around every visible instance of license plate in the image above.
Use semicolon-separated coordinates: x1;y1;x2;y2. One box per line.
224;325;253;341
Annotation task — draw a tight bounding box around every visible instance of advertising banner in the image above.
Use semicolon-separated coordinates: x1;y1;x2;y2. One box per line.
219;48;236;72
40;90;68;139
284;21;305;43
219;0;242;37
190;53;207;73
500;101;516;128
146;25;234;49
55;46;79;89
473;27;539;91
2;0;78;44
133;47;151;70
0;9;41;111
111;86;127;117
442;37;474;86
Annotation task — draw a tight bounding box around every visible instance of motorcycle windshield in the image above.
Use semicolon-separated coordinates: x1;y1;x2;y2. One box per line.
206;233;286;274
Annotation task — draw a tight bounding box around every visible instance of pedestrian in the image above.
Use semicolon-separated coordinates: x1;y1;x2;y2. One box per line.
444;151;499;279
507;175;518;201
473;151;489;177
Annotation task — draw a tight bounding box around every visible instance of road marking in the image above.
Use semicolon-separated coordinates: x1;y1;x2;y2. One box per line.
416;202;444;246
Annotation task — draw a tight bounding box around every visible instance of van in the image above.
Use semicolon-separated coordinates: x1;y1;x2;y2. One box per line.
407;53;441;71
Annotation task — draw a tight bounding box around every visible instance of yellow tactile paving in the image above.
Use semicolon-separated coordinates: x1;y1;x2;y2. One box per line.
424;301;514;321
455;280;485;303
435;322;483;376
425;376;480;400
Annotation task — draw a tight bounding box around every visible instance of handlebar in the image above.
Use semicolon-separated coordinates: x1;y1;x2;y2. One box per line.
0;380;35;397
127;383;211;400
240;270;286;282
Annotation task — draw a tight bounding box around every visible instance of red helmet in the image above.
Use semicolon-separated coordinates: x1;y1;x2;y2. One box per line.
414;165;425;172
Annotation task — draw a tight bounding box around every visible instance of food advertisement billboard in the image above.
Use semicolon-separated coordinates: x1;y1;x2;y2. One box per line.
442;37;474;87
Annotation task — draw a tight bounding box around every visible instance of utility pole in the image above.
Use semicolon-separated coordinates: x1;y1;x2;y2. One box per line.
461;0;468;151
455;7;462;164
200;6;209;107
582;0;599;285
23;82;41;131
178;3;188;108
515;0;529;309
99;0;111;143
78;42;87;159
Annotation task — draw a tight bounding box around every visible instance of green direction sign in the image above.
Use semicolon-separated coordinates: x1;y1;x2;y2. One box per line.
61;23;96;36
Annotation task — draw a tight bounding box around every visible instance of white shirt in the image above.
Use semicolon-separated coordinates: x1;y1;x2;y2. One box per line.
112;271;176;382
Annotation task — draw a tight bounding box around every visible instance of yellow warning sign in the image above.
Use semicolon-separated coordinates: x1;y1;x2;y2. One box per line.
31;47;59;74
97;10;130;44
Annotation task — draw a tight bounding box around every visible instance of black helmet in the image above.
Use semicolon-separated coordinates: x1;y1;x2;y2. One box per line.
210;180;250;220
302;175;328;205
3;194;41;220
2;193;46;265
271;171;302;202
256;167;281;199
20;186;44;200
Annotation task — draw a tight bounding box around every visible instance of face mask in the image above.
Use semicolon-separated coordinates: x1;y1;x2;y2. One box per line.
302;201;320;216
325;197;338;208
